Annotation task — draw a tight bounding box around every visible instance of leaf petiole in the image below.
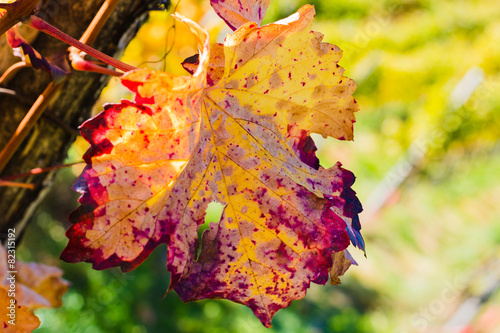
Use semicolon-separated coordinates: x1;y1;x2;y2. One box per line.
27;15;136;73
0;161;84;181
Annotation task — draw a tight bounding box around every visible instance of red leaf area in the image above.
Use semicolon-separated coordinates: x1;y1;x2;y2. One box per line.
61;6;364;327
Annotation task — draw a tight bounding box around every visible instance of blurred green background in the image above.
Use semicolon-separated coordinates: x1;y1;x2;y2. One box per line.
17;0;500;332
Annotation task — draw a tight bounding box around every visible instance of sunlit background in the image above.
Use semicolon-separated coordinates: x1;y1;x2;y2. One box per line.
17;0;500;332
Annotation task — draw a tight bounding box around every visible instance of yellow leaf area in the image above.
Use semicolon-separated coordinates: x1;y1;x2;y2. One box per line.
1;247;69;331
62;5;360;328
0;289;39;333
212;5;357;141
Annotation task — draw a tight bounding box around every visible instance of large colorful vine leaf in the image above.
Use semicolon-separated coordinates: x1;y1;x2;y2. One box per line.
61;4;364;327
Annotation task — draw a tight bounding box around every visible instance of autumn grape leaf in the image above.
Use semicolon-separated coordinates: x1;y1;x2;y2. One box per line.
210;0;271;31
0;289;40;333
1;246;69;331
14;261;70;308
61;5;364;327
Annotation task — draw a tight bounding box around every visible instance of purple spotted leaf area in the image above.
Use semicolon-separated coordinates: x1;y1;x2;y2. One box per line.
61;5;364;328
210;0;271;30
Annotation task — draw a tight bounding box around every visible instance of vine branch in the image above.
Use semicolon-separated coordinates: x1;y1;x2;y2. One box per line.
0;0;38;36
0;82;61;174
0;0;131;175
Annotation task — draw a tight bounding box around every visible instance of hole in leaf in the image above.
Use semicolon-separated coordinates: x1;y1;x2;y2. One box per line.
196;201;225;261
310;133;337;169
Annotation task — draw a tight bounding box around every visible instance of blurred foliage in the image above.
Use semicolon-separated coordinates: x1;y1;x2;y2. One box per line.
15;0;500;332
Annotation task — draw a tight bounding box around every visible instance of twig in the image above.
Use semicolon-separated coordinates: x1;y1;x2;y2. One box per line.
0;61;29;85
0;180;35;190
77;0;120;46
0;87;17;96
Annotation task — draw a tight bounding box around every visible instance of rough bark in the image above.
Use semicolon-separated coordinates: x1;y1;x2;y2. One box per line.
0;0;168;241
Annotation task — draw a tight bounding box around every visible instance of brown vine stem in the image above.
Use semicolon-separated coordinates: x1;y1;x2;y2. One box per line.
0;0;131;173
0;0;39;36
0;0;129;176
77;0;120;46
69;0;122;75
0;82;61;174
